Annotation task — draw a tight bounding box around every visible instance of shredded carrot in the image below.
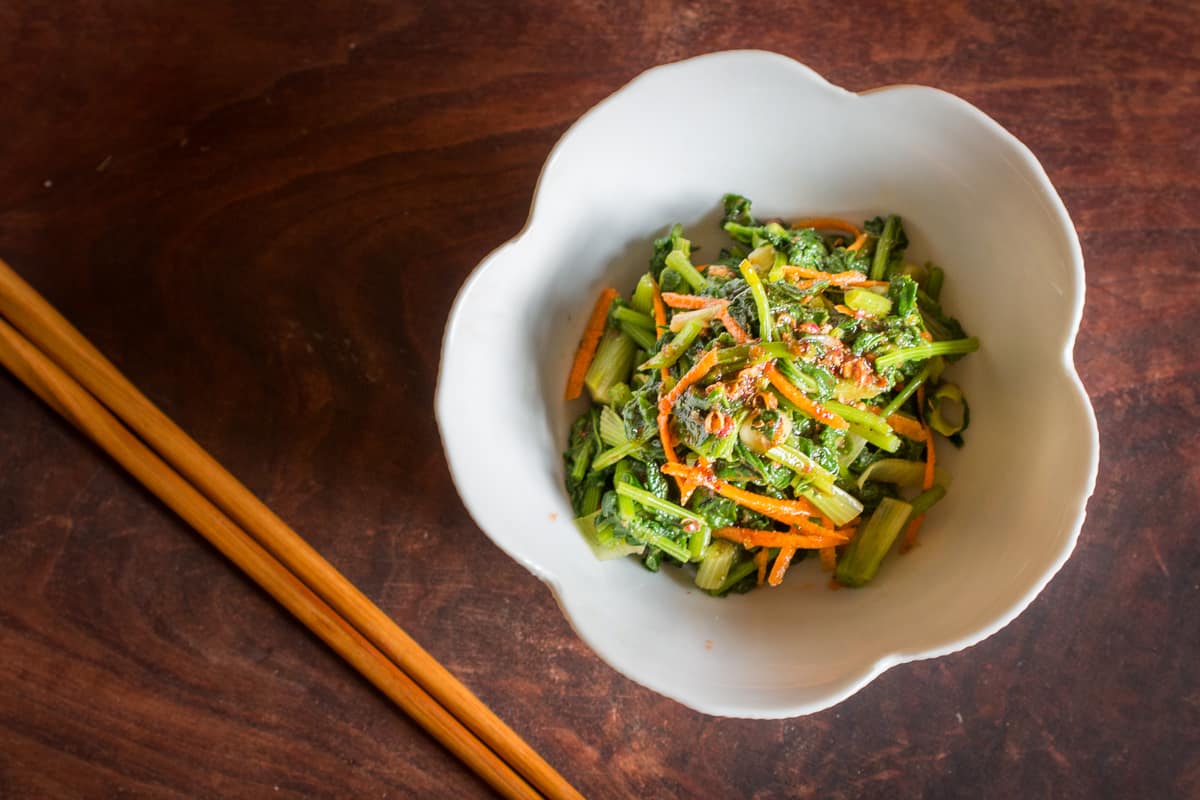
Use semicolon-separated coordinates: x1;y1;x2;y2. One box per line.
845;231;870;253
900;514;925;553
661;463;838;537
564;288;619;400
655;336;718;499
713;526;846;550
678;456;714;506
819;546;837;571
754;549;769;586
919;386;936;491
660;293;747;342
717;309;750;343
650;281;671;386
782;266;859;282
652;284;685;467
902;386;936;552
834;303;875;320
658;349;719;417
768;547;797;586
661;292;725;310
651;282;668;334
886;413;926;441
656;411;679;461
764;365;848;430
719;485;836;538
791;217;862;237
779;266;889;288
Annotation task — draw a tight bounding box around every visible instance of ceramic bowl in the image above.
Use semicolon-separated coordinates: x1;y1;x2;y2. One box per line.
436;50;1098;718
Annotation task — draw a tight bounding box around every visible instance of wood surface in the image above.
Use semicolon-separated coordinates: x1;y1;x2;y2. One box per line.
1;1;1197;797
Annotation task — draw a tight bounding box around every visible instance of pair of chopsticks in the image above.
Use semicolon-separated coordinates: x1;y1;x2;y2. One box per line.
0;258;583;800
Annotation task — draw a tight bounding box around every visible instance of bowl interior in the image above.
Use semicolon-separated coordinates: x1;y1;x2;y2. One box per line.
437;52;1095;717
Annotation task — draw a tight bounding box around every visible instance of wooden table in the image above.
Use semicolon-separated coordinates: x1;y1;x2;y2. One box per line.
2;2;1196;797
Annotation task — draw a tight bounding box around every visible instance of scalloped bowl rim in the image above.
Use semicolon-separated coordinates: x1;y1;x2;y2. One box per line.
435;50;1099;718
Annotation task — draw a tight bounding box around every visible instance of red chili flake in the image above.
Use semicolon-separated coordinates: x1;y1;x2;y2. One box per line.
683;519;701;533
704;410;734;437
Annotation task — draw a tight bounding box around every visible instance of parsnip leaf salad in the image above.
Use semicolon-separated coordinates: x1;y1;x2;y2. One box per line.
563;195;978;595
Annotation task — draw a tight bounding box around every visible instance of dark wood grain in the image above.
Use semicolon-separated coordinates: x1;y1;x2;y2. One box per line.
1;1;1197;797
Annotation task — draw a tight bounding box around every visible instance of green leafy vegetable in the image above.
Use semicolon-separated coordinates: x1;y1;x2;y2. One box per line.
562;196;979;592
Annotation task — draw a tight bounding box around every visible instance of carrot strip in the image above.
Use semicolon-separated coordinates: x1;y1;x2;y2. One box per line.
782;266;859;282
765;365;849;430
651;282;668;334
782;268;888;291
660;463;837;537
845;231;870;253
819;546;837;571
900;514;925;553
717;309;750;343
834;303;876;320
654;330;720;498
791;217;862;237
754;549;769;586
715;484;830;535
657;349;719;499
564;288;619;400
661;292;724;310
903;386;936;553
713;527;846;550
886;413;926;441
658;349;719;417
656;411;679;462
650;281;671;387
653;280;680;465
768;548;797;586
919;386;936;491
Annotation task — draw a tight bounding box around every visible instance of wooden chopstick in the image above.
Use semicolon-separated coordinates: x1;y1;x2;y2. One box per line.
0;258;583;800
0;315;540;799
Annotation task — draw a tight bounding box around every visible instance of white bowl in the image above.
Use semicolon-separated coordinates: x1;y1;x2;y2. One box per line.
435;51;1098;718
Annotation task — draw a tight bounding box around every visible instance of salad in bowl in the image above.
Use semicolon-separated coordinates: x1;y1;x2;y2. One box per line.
436;51;1096;717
